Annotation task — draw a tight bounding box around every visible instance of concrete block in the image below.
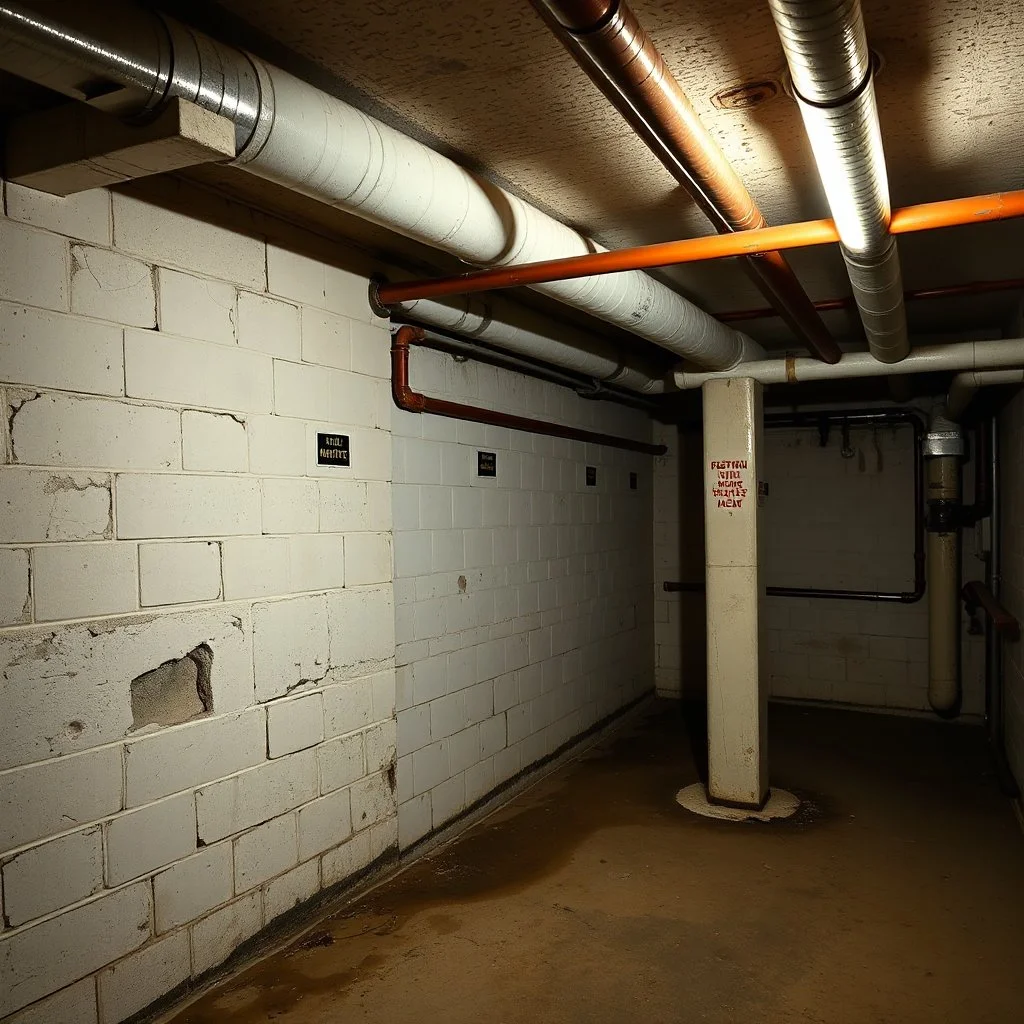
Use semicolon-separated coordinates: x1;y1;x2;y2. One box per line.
105;791;197;885
252;595;330;702
325;265;373;320
0;468;111;544
0;883;150;1018
398;793;432;849
289;534;346;592
153;842;233;934
351;772;395;832
0;303;123;396
466;757;495;805
479;714;507;759
344;532;391;586
195;749;318;844
413;740;448;796
0;547;31;626
297;789;352;861
301;307;352;369
397;704;431;756
4;978;97;1024
393;530;432;578
70;245;154;327
320;829;372;887
448;725;481;775
189;890;262;977
263;858;320;922
0;219;67;311
430;692;466;741
237;291;300;359
124;328;273;413
116;472;260;538
248;415;305;476
326;585;394;671
1;827;104;927
322;675;375;739
182;411;248;473
267;692;325;758
266;244;326;308
349;321;390;378
318;732;364;794
156;267;235;345
262;478;318;534
274;361;382;429
112;190;265;291
138;540;222;606
32;542;138;622
0;605;254;772
233;813;298;893
97;930;190;1024
6;180;111;245
318;480;373;533
0;746;122;853
10;393;180;470
430;773;465;827
221;536;290;599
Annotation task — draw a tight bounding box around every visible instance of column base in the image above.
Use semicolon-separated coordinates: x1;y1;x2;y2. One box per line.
676;783;799;822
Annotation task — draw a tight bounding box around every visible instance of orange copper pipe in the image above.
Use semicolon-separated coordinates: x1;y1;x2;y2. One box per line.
391;325;666;455
716;277;1024;324
534;0;840;363
375;190;1024;307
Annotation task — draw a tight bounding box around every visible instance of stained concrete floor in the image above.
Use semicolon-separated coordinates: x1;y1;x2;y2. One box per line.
170;701;1024;1023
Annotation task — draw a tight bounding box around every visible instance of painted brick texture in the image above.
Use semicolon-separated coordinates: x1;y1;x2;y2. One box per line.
0;176;396;1023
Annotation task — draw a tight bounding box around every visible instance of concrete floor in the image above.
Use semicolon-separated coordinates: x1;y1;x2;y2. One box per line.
170;701;1024;1023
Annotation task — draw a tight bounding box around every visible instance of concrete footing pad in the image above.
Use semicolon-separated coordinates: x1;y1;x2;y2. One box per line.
676;783;800;822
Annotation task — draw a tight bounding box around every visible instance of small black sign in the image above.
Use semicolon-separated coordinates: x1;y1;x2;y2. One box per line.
317;432;350;467
477;451;496;477
629;471;638;490
586;466;597;487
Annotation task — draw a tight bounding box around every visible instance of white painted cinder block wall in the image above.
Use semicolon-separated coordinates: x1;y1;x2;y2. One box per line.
0;176;399;1024
1000;391;1024;790
392;347;655;848
0;174;658;1023
654;416;985;714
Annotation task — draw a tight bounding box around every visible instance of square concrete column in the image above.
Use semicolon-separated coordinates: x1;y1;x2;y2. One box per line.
702;377;768;808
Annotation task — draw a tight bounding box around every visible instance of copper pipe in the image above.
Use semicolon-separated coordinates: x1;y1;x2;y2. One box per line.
391;326;666;455
534;0;840;363
374;190;1024;307
716;277;1024;324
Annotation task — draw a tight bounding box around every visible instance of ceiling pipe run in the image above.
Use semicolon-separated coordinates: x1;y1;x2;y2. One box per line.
768;0;908;363
716;277;1024;323
532;0;841;364
674;338;1024;388
375;190;1024;306
945;369;1024;421
391;326;666;455
0;0;761;380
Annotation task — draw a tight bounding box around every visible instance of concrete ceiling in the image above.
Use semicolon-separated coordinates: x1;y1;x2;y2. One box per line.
188;0;1024;350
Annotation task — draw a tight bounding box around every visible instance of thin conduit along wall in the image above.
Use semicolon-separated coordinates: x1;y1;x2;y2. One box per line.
0;0;760;378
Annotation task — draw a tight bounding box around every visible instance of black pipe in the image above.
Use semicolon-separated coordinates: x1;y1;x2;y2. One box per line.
664;408;926;603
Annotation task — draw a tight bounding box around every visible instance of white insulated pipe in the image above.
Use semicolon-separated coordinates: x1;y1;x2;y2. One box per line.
674;338;1024;389
945;369;1024;421
0;1;760;381
926;455;960;715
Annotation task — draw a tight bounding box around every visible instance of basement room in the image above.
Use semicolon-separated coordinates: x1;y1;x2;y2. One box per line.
0;0;1023;1021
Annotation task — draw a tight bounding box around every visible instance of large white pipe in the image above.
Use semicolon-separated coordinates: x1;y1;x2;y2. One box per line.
945;369;1024;421
397;295;666;393
674;339;1024;389
0;1;761;377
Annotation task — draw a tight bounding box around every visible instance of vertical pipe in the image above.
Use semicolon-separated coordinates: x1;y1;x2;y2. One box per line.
989;417;1004;753
927;455;961;714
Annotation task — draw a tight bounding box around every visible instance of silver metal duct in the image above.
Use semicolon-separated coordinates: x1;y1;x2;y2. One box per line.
769;0;909;363
0;0;759;387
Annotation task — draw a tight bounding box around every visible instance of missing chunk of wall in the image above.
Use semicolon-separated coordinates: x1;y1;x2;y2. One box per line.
130;643;214;730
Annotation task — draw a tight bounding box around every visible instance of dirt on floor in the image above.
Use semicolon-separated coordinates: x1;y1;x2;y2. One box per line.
169;701;1024;1024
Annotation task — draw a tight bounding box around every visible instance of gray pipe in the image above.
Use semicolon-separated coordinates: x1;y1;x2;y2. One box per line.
768;0;909;363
